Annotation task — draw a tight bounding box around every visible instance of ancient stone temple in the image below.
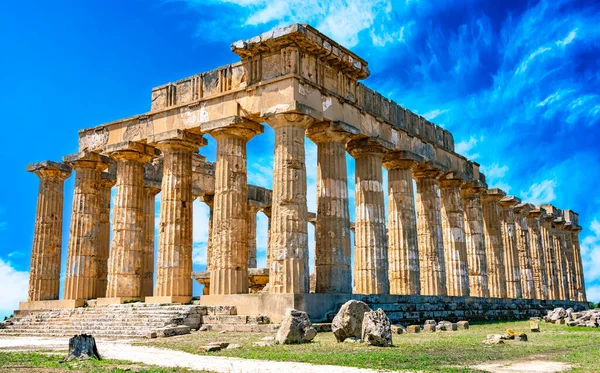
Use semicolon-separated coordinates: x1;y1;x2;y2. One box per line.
19;24;587;324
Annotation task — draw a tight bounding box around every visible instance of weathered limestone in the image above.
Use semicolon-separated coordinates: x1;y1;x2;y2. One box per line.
26;162;72;302
499;196;522;299
562;222;578;301
564;211;586;301
96;172;115;299
247;204;259;268
306;121;355;294
481;188;507;299
383;151;422;295
514;203;535;299
63;152;112;301
438;173;469;297
142;182;160;298
201;194;215;272
413;164;446;296
540;212;559;300
263;206;272;269
104;142;158;302
208;121;262;295
348;137;390;295
460;182;489;298
552;217;569;300
527;207;548;300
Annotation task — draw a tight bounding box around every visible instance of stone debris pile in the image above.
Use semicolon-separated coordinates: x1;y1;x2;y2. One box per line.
332;300;393;346
405;320;469;333
545;307;600;328
483;329;528;344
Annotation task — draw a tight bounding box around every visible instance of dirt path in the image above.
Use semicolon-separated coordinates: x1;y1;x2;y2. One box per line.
472;360;571;373
0;336;392;373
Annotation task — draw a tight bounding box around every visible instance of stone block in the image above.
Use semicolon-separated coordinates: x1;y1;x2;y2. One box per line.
407;325;421;333
457;321;469;330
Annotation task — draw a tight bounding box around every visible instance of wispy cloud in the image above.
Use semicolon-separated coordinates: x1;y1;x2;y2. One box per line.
0;258;28;319
520;179;557;205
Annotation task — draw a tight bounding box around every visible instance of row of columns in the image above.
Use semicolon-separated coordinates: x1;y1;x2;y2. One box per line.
26;114;586;304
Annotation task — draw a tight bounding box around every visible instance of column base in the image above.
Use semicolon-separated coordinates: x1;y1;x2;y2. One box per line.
145;296;192;304
19;299;86;310
96;297;144;306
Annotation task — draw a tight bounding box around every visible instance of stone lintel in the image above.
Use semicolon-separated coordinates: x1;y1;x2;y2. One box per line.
248;185;272;206
553;217;566;226
514;203;534;215
145;296;192;304
104;141;160;160
306;120;360;143
527;206;544;218
231;23;369;80
461;180;487;194
19;299;85;310
307;211;317;224
346;136;394;158
262;104;321;128
26;161;72;177
150;129;207;149
63;151;113;168
202;117;264;139
563;209;579;225
541;204;561;218
382;150;425;170
500;196;521;207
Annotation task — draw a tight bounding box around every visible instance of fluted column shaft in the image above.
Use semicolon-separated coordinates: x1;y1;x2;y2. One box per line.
540;216;559;300
552;220;569;300
307;124;352;294
384;156;420;295
96;175;115;298
268;114;312;294
563;224;577;300
27;162;71;302
142;185;160;298
439;178;469;297
499;197;522;299
481;190;507;298
514;205;535;299
528;211;548;300
414;167;446;296
105;143;156;299
460;186;489;297
64;154;110;300
570;227;586;301
263;206;272;269
247;205;259;268
203;195;214;271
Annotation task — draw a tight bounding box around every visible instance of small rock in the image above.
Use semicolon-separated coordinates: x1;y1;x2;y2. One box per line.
198;345;221;352
331;300;372;342
483;334;505;345
390;325;405;334
253;341;274;347
505;329;527;341
219;330;227;334
261;336;275;341
225;344;241;350
555;319;566;325
456;321;469;330
423;324;436;332
344;337;362;344
361;309;392;347
407;325;421;333
276;309;317;344
518;333;528;342
146;332;157;339
424;320;437;325
530;320;540;332
207;342;229;349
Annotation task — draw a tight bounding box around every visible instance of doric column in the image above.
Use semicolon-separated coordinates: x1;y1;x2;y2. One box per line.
145;131;205;303
514;203;535;299
348;137;390;294
306;121;354;294
569;224;586;301
563;222;578;301
552;218;569;300
460;182;489;298
263;206;272;269
481;188;507;298
26;161;71;302
96;171;116;298
63;152;111;300
383;151;422;295
201;194;215;272
540;212;559;300
438;173;469;297
104;142;158;302
499;196;522;299
413;164;446;296
247;204;260;268
142;181;160;298
208;121;262;295
266;113;313;294
527;208;548;300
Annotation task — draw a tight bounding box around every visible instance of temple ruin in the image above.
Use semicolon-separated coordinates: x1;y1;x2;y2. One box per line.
17;24;587;326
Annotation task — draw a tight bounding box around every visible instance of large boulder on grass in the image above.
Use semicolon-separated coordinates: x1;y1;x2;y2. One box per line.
332;300;372;342
276;309;317;344
361;309;392;347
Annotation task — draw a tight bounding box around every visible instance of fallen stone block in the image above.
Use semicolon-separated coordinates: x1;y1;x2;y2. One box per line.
198;345;221;352
253;341;274;347
530;320;540;332
423;324;436;332
154;325;191;338
390;325;405;334
555;319;566;325
207;342;229;349
457;321;469;330
407;325;421;333
361;309;392;347
276;309;317;344
332;300;371;342
483;334;505;345
225;344;241;350
424;320;436;325
344;337;361;344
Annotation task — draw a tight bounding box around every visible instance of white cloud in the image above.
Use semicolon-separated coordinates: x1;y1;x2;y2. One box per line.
192;200;210;266
520;179;556;205
455;135;481;160
481;163;508;180
423;108;449;121
0;259;28;319
515;46;552;75
556;28;578;47
537;91;561;107
581;219;600;295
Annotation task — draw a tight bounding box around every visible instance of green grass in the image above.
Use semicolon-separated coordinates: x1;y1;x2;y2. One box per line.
0;351;210;372
136;320;600;372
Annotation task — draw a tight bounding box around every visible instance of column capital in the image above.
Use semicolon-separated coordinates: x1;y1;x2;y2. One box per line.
514;202;534;215
346;137;392;159
104;141;160;163
27;161;72;180
412;163;445;180
203;118;264;141
63;151;113;171
144;180;161;196
438;171;468;189
264;112;315;130
481;188;507;203
100;172;116;188
499;195;521;208
527;206;544;219
262;205;272;218
151;130;207;152
553;217;566;228
460;180;486;197
198;193;215;207
306;120;359;144
382;150;424;170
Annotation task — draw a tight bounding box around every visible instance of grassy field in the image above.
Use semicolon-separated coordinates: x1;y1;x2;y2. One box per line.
136;320;600;372
0;351;208;373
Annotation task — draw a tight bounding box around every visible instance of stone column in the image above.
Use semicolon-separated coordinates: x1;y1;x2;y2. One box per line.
460;182;489;298
306;122;354;294
267;113;313;294
499;196;522;299
347;138;389;294
528;208;548;300
104;142;158;302
481;188;507;298
247;204;259;268
263;206;272;269
209;121;262;295
540;213;559;300
413;164;446;296
63;152;111;300
569;225;586;301
142;182;160;298
202;194;215;272
26;161;71;302
562;222;578;301
383;151;422;295
146;131;205;303
514;203;535;299
552;218;569;300
96;172;116;299
438;173;470;297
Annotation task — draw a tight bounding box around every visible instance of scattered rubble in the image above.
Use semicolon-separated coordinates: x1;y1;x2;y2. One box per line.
545;307;600;328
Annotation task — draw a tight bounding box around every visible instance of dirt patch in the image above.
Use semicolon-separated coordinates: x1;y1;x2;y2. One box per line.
473;359;571;372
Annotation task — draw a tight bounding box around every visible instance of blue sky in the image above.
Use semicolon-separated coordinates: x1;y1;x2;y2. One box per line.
0;0;598;318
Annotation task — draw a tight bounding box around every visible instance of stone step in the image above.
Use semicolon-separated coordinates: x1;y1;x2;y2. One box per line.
199;323;280;333
202;315;270;325
6;322;172;329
